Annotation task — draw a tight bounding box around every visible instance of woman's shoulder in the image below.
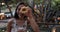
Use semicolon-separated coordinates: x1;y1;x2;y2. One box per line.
7;18;15;28
8;18;15;23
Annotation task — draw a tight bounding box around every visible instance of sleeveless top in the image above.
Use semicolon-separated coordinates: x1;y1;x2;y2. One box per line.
11;19;27;32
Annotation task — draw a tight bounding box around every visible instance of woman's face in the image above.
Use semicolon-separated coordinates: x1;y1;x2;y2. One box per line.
17;4;26;18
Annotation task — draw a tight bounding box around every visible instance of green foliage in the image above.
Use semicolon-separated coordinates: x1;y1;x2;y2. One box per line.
34;0;41;4
51;0;60;11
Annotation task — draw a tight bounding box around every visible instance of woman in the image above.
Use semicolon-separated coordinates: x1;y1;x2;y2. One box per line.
7;2;40;32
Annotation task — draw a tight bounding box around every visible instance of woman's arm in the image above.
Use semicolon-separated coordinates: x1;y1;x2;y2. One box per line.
6;19;13;32
23;7;40;32
27;15;40;32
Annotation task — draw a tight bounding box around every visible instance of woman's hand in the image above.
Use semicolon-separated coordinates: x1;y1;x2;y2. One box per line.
25;7;33;18
23;7;40;32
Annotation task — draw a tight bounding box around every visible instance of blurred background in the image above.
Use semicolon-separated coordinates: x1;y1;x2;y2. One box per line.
0;0;60;32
